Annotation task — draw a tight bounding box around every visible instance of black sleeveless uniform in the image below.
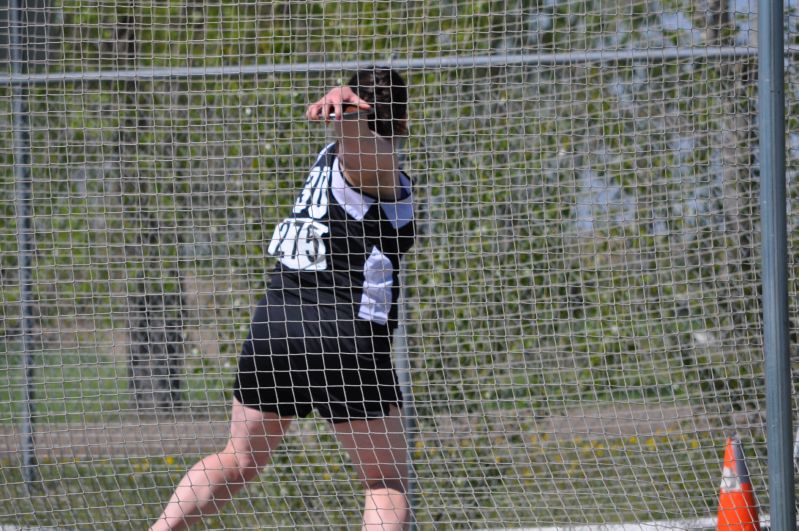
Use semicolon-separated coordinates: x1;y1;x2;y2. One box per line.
233;143;415;422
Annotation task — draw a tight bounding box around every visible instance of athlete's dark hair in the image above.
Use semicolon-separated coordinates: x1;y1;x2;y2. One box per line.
347;67;408;138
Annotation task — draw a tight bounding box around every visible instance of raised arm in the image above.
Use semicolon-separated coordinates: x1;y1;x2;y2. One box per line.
306;85;405;200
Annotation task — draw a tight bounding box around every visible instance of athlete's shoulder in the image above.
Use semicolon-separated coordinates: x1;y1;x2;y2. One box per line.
311;142;337;168
397;171;413;198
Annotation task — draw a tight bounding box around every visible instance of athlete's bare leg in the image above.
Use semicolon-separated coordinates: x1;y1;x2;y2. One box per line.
333;406;410;531
149;398;292;531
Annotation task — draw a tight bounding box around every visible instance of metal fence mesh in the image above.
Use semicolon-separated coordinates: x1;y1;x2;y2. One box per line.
1;0;794;529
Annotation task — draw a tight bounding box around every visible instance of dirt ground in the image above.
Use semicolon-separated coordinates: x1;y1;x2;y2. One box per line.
0;403;710;460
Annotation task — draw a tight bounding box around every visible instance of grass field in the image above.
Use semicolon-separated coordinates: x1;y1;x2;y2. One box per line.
0;345;748;529
0;349;232;425
0;432;728;530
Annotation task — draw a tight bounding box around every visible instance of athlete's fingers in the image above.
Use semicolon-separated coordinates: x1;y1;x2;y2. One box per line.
306;100;332;121
307;86;371;121
352;98;372;111
306;101;323;121
328;87;371;115
341;91;372;113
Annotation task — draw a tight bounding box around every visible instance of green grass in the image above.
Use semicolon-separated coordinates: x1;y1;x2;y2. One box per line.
0;453;363;530
1;348;232;425
0;343;759;528
0;428;730;530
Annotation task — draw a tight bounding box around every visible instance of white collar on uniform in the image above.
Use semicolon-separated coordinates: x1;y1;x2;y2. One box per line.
330;155;414;229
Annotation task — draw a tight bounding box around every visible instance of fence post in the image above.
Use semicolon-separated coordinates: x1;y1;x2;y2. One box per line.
757;0;795;529
10;0;40;489
395;264;418;531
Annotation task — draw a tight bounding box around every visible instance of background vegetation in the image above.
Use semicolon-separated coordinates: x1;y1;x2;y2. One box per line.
1;0;797;528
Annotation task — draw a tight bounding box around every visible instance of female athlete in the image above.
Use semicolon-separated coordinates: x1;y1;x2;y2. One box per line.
150;67;414;530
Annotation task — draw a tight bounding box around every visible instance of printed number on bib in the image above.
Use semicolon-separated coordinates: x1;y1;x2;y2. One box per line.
267;218;329;271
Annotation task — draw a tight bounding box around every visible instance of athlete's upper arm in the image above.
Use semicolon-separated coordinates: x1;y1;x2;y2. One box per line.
333;117;402;200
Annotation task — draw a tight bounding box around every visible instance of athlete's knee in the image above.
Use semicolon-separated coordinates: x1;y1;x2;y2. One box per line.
220;440;269;482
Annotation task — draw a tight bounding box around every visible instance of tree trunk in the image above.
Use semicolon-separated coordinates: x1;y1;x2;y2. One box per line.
128;283;185;410
704;0;760;415
113;13;185;410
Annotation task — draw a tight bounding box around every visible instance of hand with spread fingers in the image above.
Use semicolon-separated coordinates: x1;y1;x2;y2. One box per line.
305;85;372;122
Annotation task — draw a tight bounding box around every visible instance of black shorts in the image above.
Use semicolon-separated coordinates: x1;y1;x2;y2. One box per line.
233;289;402;423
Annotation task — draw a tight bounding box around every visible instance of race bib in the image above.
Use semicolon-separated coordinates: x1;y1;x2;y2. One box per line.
267;217;329;271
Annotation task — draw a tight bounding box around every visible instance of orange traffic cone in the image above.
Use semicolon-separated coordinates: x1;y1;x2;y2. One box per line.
717;435;760;531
